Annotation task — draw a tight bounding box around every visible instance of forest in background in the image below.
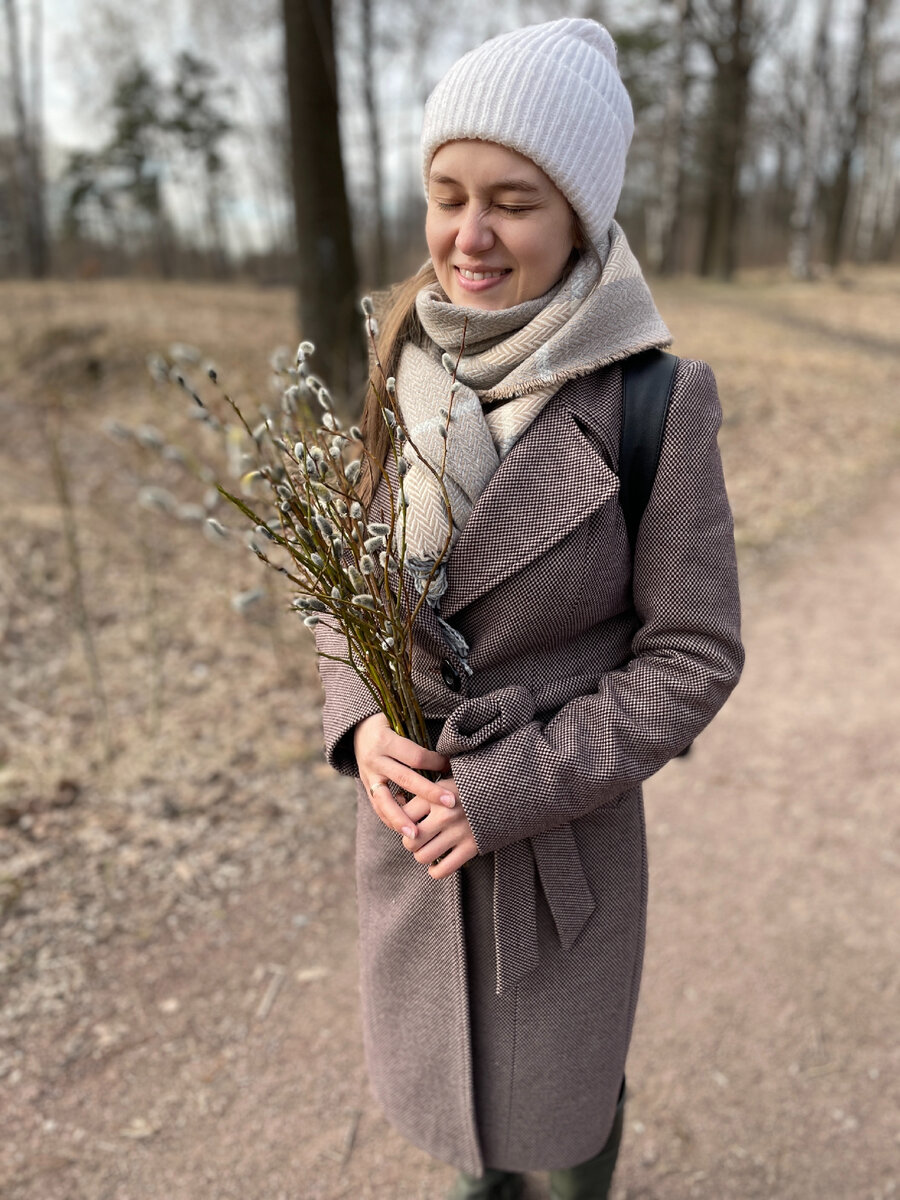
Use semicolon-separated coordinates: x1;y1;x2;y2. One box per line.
1;0;899;392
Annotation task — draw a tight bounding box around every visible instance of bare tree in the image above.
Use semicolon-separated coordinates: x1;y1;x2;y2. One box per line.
2;0;48;276
359;0;388;285
694;0;757;280
282;0;362;402
788;0;832;279
648;0;692;274
824;0;881;268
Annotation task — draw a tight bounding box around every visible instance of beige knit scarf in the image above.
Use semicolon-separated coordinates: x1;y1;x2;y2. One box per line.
394;221;671;665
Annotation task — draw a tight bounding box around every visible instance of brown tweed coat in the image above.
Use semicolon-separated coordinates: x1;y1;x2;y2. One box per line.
316;356;743;1176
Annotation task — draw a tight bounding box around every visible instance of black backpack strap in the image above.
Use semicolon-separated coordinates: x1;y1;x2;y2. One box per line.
619;349;678;554
620;349;692;758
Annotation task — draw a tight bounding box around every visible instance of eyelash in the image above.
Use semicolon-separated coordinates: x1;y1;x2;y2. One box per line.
434;201;530;216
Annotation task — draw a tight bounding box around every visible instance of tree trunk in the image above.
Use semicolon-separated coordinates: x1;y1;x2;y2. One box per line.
649;0;691;275
698;0;752;281
3;0;49;277
360;0;388;286
824;0;877;270
282;0;362;405
788;0;831;280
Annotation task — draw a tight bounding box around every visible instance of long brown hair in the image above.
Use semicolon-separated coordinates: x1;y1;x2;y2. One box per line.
356;261;438;509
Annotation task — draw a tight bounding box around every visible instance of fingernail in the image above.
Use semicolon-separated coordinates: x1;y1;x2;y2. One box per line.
439;793;456;808
402;825;416;839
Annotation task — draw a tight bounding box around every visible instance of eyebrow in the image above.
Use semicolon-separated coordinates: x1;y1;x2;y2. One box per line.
429;173;542;194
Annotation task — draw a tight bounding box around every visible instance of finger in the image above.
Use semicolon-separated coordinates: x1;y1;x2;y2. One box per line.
428;841;477;880
412;829;459;866
401;795;431;824
376;762;456;808
383;732;451;776
369;781;418;839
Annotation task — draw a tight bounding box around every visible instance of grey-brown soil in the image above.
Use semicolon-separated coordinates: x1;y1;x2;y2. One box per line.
1;274;898;1199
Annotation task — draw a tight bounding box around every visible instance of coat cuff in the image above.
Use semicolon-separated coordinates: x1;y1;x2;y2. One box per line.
435;686;536;757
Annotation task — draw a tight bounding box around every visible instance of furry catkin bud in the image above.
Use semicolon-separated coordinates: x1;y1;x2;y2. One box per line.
359;554;376;574
303;614;320;628
441;352;456;374
349;425;363;441
205;518;228;538
385;377;397;397
137;486;176;513
350;501;363;520
360;296;375;317
231;588;265;612
397;458;409;477
368;523;390;537
345;461;362;485
351;594;376;610
136;424;165;449
346;566;365;592
364;535;385;554
177;503;207;522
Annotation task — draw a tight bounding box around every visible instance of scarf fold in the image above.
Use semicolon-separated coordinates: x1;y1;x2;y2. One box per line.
394;221;671;667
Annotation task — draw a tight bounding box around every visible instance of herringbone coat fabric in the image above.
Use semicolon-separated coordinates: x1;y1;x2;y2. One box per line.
316;356;743;1176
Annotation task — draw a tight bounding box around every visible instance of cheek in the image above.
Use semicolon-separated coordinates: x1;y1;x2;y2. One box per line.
425;213;449;262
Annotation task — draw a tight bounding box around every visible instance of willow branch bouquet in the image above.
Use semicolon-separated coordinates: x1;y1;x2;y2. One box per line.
110;302;462;751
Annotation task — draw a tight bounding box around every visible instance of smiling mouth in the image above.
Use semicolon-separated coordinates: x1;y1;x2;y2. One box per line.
455;267;511;281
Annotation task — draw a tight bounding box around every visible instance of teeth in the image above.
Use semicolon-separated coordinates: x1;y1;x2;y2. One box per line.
458;268;506;281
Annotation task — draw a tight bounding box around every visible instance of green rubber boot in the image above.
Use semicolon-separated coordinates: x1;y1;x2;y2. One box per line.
447;1166;525;1200
547;1079;626;1200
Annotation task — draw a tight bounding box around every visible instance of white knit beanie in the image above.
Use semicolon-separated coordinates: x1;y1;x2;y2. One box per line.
421;19;634;254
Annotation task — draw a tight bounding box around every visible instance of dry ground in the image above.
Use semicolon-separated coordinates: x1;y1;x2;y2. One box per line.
0;270;898;1199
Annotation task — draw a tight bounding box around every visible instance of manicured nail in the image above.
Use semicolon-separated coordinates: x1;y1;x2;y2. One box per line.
439;793;456;808
402;825;416;839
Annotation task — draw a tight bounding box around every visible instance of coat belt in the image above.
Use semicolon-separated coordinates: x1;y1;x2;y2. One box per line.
492;825;596;994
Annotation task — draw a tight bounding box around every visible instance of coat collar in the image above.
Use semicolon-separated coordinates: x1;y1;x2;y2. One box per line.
441;368;620;619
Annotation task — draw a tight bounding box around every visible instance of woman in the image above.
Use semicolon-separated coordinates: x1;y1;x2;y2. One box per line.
316;18;743;1200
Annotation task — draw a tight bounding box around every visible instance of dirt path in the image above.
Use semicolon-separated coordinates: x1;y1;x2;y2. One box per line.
3;473;899;1200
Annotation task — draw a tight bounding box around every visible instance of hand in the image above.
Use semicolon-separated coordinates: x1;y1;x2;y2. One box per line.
401;779;478;879
353;713;454;840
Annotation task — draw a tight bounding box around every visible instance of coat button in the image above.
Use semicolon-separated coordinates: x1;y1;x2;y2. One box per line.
440;659;462;692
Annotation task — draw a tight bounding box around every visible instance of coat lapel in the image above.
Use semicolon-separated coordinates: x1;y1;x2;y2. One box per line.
442;376;619;619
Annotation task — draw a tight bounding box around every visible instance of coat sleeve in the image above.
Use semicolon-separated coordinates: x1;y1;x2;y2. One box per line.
314;616;382;778
435;358;745;854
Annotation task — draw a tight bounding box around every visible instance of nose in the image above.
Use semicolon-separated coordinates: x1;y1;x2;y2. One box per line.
455;204;494;256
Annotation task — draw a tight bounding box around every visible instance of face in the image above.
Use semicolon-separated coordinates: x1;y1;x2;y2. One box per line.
425;140;580;310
